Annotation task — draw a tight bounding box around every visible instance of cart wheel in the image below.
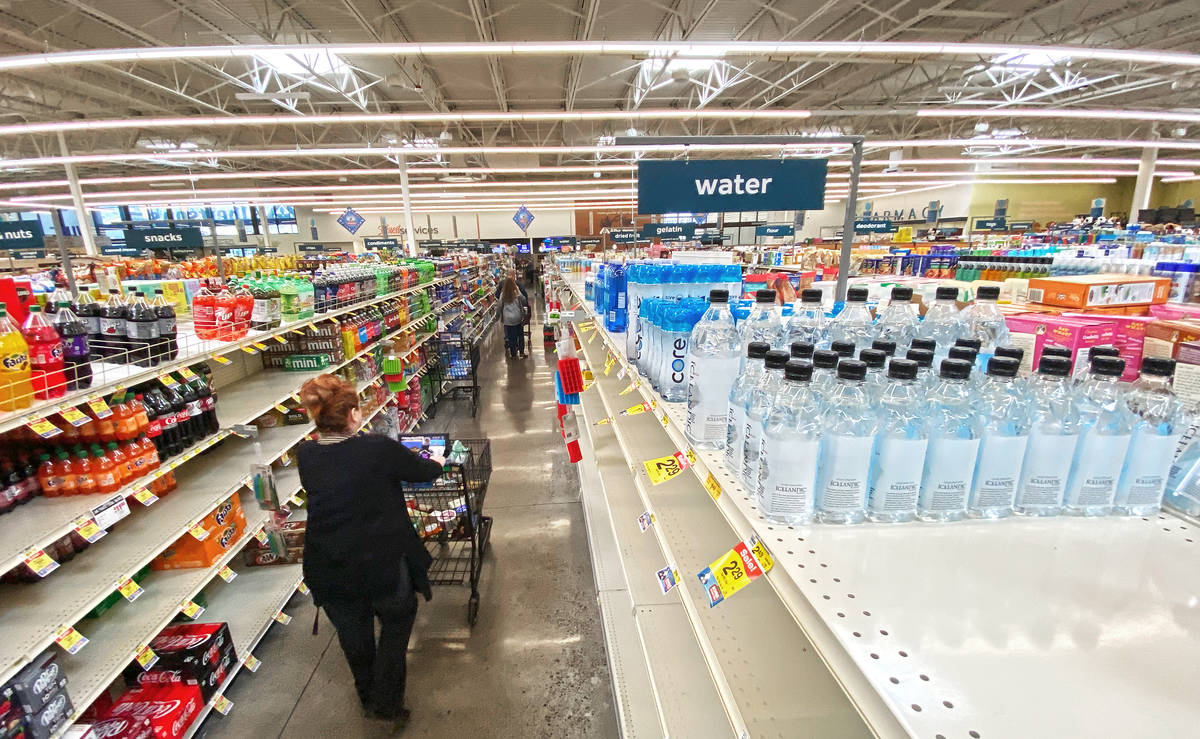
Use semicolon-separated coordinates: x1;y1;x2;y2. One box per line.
467;592;480;626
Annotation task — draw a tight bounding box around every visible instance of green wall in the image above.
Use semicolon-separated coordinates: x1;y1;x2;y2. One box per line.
967;180;1135;224
1151;180;1200;209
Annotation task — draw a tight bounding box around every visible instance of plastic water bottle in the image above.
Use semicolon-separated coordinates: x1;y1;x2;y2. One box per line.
961;286;1010;362
858;348;888;402
758;360;822;524
685;290;741;450
625;264;646;363
816;360;879;524
1015;355;1080;516
917;286;965;357
993;345;1029;392
660;304;695;403
871;339;897;358
786;288;828;348
948;345;981;389
724;342;769;476
828;286;874;349
789;341;814;362
969;356;1030;518
872;286;919;352
919;359;984;522
830;340;855;362
1074;345;1120;386
868;358;928;523
905;347;936;391
1064;355;1132;516
1039;345;1074;375
739;290;784;363
743;350;789;489
1115;357;1184;515
811;349;840;398
605;263;627;333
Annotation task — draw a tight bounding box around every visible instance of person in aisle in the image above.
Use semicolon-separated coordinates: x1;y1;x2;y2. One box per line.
499;277;531;359
295;374;445;727
524;260;539;291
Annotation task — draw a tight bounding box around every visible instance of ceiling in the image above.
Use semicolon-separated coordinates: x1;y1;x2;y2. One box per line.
0;0;1198;212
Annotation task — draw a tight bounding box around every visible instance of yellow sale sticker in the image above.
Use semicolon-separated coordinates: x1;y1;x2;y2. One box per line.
240;346;259;355
621;401;652;417
582;369;594;382
54;626;87;655
178;367;198;380
243;654;261;672
697;537;773;608
704;472;722;502
157;373;178;387
212;695;234;715
274;403;289;414
132;487;158;505
180;600;205;619
72;516;106;543
643;454;685;485
254;528;268;544
748;535;774;574
188;523;209;541
23;548;59;577
86;395;113;418
26;417;61;439
58;405;90;427
217;566;237;583
619;379;639;396
273;335;288;344
273;612;292;625
593;416;613;426
117;578;144;602
211;354;233;365
604;353;615;376
134;645;158;670
660;413;670;428
252;342;269;351
297;582;310;595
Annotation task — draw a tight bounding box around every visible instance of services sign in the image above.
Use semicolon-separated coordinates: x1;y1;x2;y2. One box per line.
123;227;203;250
854;218;895;235
0;221;45;251
640;222;696;241
363;237;398;250
637;159;827;214
755;225;794;237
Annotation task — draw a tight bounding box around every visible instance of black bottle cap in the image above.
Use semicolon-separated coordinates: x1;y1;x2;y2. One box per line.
994;345;1025;362
747;341;770;359
890;286;913;301
887;358;919;380
976;286;1001;301
1087;345;1120;360
906;348;934;368
1041;345;1071;359
1141;356;1177;377
955;338;982;351
784;360;813;382
986;356;1020;378
871;339;897;356
935;286;959;300
755;289;776;304
910;338;936;352
939;358;973;379
708;289;729;303
790;341;815;360
859;348;886;369
1090;355;1126;377
837;359;867;381
800;288;823;304
846;287;869;302
764;350;790;370
813;350;839;369
948;346;978;363
830;340;855;357
1037;355;1072;376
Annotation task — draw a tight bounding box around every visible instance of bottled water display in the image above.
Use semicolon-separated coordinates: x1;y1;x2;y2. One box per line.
919;359;984;521
742;350;790;490
636;297;705;393
960;285;1010;360
724;342;769;476
869;359;928;523
828;287;874;349
858;348;889;402
1015;356;1080;516
871;339;897;357
621;261;743;364
916;286;966;356
739;290;785;364
871;286;919;352
758;360;823;524
685;290;741;450
969;357;1030;518
816;360;879;524
811;349;840;396
1116;357;1183;515
787;288;829;348
789;341;815;361
1064;355;1132;516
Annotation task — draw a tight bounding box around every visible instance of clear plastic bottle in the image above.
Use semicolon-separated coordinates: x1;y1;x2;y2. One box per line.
969;357;1030;518
905;347;936;391
871;339;897;358
1115;357;1184;515
961;285;1010;361
742;350;789;490
948;345;981;389
871;286;919;352
738;290;784;364
916;286;965;357
1074;345;1120;386
816;360;879;524
685;289;741;450
786;288;828;348
1064;355;1132;516
828;286;874;350
830;340;855;361
868;358;928;523
659;304;695;403
1015;355;1081;516
757;360;822;524
858;348;889;402
919;359;984;522
724;342;769;477
993;345;1029;391
811;349;840;399
789;341;814;362
624;264;646;363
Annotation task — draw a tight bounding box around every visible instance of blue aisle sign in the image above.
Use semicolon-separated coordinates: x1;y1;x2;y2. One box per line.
296;242;326;252
579;237;601;247
1091;197;1106;218
609;230;637;243
854;218;894;235
513;206;535;232
1009;220;1034;231
124;227;203;250
363;237;398;250
0;221;45;250
975;217;1007;231
637;159;827;214
541;236;577;251
640;222;696;241
926;201;941;223
337;208;366;234
755;225;794;237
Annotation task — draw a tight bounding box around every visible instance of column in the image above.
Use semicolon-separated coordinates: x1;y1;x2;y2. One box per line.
1130;145;1158;219
57;133;98;256
398;156;418;256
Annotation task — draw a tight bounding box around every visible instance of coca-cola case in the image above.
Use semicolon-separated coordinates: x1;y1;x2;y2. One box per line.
89;715;154;739
106;684;203;739
24;688;72;739
0;687;22;739
122;623;235;701
7;650;68;714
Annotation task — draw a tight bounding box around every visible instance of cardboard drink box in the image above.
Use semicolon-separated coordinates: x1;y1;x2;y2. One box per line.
1003;313;1116;376
1027;273;1171;309
1143;319;1200;359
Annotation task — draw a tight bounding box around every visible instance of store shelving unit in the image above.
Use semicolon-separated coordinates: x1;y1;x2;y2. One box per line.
562;275;1200;739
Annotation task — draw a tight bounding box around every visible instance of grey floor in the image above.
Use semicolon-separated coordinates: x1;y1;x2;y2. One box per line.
200;308;619;739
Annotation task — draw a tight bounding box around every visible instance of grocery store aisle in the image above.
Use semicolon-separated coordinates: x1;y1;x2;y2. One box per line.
201;313;618;739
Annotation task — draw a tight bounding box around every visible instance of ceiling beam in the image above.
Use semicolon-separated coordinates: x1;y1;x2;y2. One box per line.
466;0;510;111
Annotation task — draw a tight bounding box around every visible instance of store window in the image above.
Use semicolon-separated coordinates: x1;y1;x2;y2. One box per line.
266;205;298;234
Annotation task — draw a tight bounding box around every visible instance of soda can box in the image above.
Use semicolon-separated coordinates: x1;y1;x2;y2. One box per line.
243;546;303;567
126;644;233;703
152;520;243;570
7;650;68;714
146;623;235;672
105;684;203;739
282;354;332;372
24;688;72;739
88;715;154;739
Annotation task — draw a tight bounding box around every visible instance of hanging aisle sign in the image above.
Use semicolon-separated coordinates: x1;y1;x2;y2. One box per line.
0;221;45;250
854;218;895;235
513;206;535;232
755;225;794;237
637;159;827;214
123;227;203;250
640;223;696;241
975;217;1007;231
609;230;637;243
579;237;601;247
363;237;398;250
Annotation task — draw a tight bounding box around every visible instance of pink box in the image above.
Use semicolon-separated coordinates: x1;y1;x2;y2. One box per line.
1067;314;1148;381
1149;303;1200;321
1004;313;1117;377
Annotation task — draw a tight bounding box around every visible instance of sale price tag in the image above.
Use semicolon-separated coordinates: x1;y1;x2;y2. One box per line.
672;451;692;470
217;566;237;583
696;537;774;608
211;354;233;365
23;548;59;578
86;395;113;418
593;416;612;426
704;472;723;502
252;342;269;351
132;488;159;506
180;600;205;619
54;626;88;655
212;695;234;715
188;523;209;541
617;365;627;380
643;454;684;485
582;369;594;382
157;373;178;388
621;401;652;417
72;515;106;543
619;379;639;396
240;346;259;355
116;578;144;602
253;528;268;544
273;612;292;625
297;582;310;595
273;335;288;344
134;645;158;671
178;367;198;380
243;654;261;673
273;403;289;414
58;405;90;427
25;417;61;439
604;353;615;376
660;413;670;429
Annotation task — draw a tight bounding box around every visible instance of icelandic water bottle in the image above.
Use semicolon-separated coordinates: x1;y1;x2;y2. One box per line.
830;340;855;361
871;339;897;358
1038;345;1073;375
858;348;889;402
811;349;840;398
685;290;741;450
758;360;823;524
1115;357;1184;515
1074;345;1120;386
724;342;769;476
739;290;784;363
993;345;1030;391
1015;355;1081;516
1064;355;1132;516
787;288;828;347
871;286;919;352
916;286;965;357
1166;419;1200;517
789;341;814;362
905;347;936;391
919;359;984;522
961;285;1010;362
816;360;879;524
948;345;981;389
969;356;1030;518
828;287;874;349
868;358;928;523
660;305;694;403
624;264;645;363
742;350;790;489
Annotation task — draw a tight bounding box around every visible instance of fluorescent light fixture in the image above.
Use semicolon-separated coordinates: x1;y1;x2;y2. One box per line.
918;107;1200;124
234;92;312;101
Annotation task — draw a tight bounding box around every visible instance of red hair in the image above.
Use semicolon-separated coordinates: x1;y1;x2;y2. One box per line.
299;374;358;433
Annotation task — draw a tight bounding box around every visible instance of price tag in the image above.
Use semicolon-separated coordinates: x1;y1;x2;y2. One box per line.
23;548;59;578
617;365;627;380
593;416;612;426
252;342;269;351
217;566;237;583
25;417;62;439
643;454;685;485
274;403;290;414
297;582;310;595
620;402;652;417
636;511;656;532
253;528;268;544
672;451;692;470
704;472;723;502
697;539;769;608
212;695;233;715
587;331;597;344
72;515;106;543
306;322;318;332
243;654;261;672
92;493;131;527
290;393;302;403
134;645;158;671
59;405;90;427
180;600;206;619
157;373;178;388
178;367;198;380
619;379;639;396
240;346;259;355
211;354;233;365
188;523;209;541
116;578;144;602
604;354;615;376
582;369;594;382
748;535;774;574
54;626;88;655
86;395;113;418
660;413;670;429
273;612;292;625
132;488;158;506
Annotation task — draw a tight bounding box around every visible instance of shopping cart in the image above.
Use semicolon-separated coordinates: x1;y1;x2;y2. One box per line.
401;439;493;626
433;334;481;416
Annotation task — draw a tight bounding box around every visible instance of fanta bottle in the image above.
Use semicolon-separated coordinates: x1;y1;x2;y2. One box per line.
137;434;159;472
55;451;76;496
37;454;65;497
72;450;98;496
90;445;119;494
94;405;117;443
131;394;150;435
0;305;34;411
106;441;131;485
193;281;217;340
113;393;139;441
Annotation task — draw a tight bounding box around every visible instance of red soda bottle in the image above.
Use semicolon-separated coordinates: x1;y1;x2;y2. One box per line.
193;281;217;340
232;282;254;339
214;283;237;341
20;305;66;400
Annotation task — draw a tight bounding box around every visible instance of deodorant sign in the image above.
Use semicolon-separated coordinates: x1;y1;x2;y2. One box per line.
972;434;1029;509
758;437;819;518
920;437;980;513
869;438;927;514
1017;431;1079;507
684;354;739;446
818;435;875;512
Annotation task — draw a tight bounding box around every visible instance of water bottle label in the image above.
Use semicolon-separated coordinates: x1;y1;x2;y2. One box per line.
972;433;1029;508
1118;431;1181;506
742;422;763;479
724;404;745;474
1064;432;1130;507
869;437;927;512
819;434;875;511
1018;431;1079;506
920;437;980;511
758;436;818;517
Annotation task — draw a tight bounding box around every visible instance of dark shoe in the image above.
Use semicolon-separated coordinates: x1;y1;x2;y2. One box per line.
519;352;527;358
366;707;410;730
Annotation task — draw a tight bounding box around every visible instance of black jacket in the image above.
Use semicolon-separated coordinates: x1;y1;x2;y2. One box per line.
296;434;444;605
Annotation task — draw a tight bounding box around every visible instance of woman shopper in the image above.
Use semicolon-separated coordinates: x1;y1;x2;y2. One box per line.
295;375;444;725
500;277;530;358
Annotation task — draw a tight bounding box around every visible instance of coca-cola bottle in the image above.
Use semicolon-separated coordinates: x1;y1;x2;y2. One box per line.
176;376;206;442
187;366;220;435
139;392;165;458
151;289;178;362
162;382;196;449
125;291;160;367
145;386;183;458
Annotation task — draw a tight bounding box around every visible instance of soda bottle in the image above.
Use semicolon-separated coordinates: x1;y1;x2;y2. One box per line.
161;383;191;452
45;286;71;316
37;454;64;497
21;305;67;400
142;389;165;458
72;450;98;496
192;281;217;341
151;289;178;361
214;283;237;341
177;376;205;442
52;301;92;391
73;291;101;354
94;402;117;443
55;451;76;496
231;283;253;339
0;305;33;411
113;393;139;441
266;276;282;328
90;445;119;494
137;434;160;473
16;452;39;503
105;442;130;485
97;289;128;361
125;291;160;367
1;462;23;511
280;276;300;323
187;369;219;435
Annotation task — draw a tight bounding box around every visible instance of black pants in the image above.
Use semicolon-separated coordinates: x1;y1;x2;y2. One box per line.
503;323;525;356
321;577;418;717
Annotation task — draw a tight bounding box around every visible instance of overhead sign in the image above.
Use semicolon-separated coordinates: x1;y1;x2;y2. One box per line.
101;245;142;256
926;201;941;223
123;227;203;250
517;242;531;254
541;236;576;251
6;249;45;259
975;217;1007;231
1009;220;1034;231
637;159;827;214
513;206;535;232
579;237;601;247
640;222;696;241
854;218;895;235
418;239;442;248
0;221;45;251
1091;197;1106;218
363;237;398;250
609;230;637;244
336;207;366;234
755;225;794;237
296;243;326;252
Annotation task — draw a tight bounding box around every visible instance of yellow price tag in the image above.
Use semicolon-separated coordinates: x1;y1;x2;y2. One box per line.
134;644;158;670
273;335;288;344
748;535;774;574
240;346;259;355
704;472;722;502
621;402;651;416
117;578;144;602
306;322;318;332
178;367;198;380
643;454;685;485
297;582;310;595
157;373;178;387
217;565;237;583
685;448;696;465
274;403;289;414
660;413;670;428
132;487;158;505
212;354;233;365
273;612;292;625
180;600;205;619
22;548;59;578
25;417;62;439
243;654;262;672
252;342;269;351
59;405;90;427
582;369;594;382
54;626;88;655
72;515;106;543
587;331;597;344
86;395;113;418
290;393;302;403
188;523;209;541
593;416;612;426
254;529;268;544
212;695;234;715
604;354;615;376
